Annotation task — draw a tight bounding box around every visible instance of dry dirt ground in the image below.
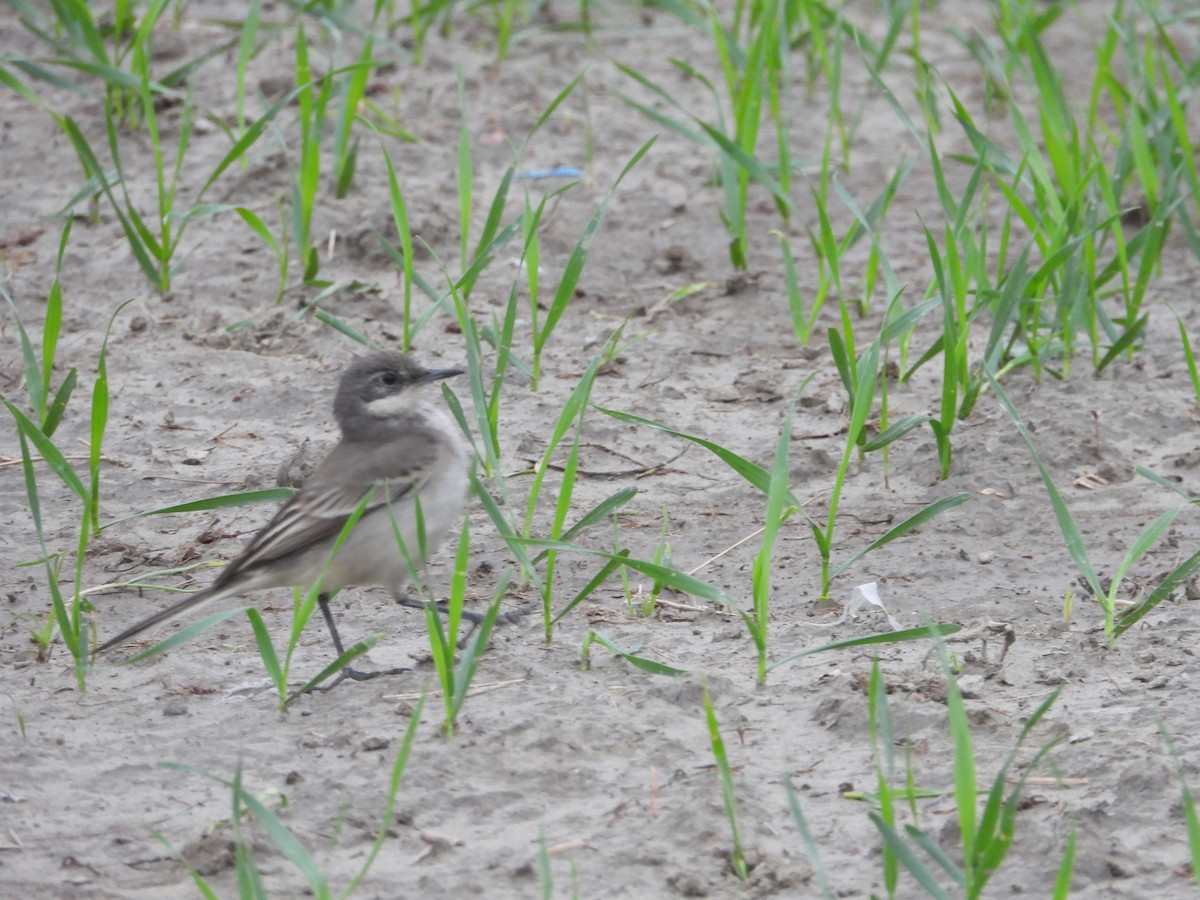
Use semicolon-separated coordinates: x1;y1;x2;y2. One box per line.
4;1;1200;897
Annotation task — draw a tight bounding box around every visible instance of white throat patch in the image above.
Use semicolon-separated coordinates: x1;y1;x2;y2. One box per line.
365;388;421;417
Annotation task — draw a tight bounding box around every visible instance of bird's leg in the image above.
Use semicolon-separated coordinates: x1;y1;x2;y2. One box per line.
394;593;486;645
394;594;486;623
316;593;410;686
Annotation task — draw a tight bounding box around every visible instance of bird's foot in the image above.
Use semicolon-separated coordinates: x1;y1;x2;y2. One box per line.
343;664;411;681
310;664;411;692
394;594;486;623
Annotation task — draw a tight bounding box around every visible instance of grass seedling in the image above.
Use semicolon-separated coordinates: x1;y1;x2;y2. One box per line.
826;331;975;594
988;369;1200;639
456;68;473;276
103;487;299;530
1176;314;1200;407
291;21;328;283
424;517;510;736
371;76;583;351
444;287;514;478
765;624;963;675
527;138;654;390
4;296;131;687
708;0;791;269
748;408;793;683
785;780;836;899
932;6;1200;384
487;0;525;61
1160;723;1200;893
53;65;298;292
599;377;970;606
9;0;172;126
703;684;748;880
615;38;792;270
448;312;635;642
4;234;76;436
783;150;910;343
330;8;385;199
520;352;608;640
630;508;672;617
456;71;584;310
619;2;901;270
445;312;642;645
1053;827;1077;900
11;3;272;286
180;760;314;898
234;200;290;304
579;630;686;676
232;0;264;150
868;658;902;896
516;507;961;683
374;123;421;350
340;692;428;896
867;631;1064;898
398;0;457;66
161;697;424;899
537;826;553;899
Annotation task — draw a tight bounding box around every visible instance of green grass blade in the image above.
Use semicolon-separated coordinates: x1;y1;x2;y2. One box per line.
868;812;952;899
516;539;731;605
288;638;378;700
1135;465;1194;501
3;399;89;501
1052;826;1076;900
1176;315;1200;405
767;624;962;673
862;414;933;452
703;684;747;880
102;488;296;529
581;630;686;676
785;781;836;898
905;823;966;885
985;369;1103;598
42;368;77;440
119;607;250;662
595;407;801;508
829;493;971;581
551;551;629;626
340;693;426;898
1113;548;1200;637
245;608;283;692
238;784;329;897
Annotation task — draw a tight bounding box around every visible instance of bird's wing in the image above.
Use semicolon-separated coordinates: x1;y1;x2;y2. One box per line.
211;435;439;589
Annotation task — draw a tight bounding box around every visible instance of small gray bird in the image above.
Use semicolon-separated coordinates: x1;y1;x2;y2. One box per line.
97;352;472;681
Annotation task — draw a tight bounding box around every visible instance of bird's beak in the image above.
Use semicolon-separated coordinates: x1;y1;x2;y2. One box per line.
419;366;464;383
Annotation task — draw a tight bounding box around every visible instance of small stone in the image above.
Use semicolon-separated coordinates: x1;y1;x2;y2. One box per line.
181;835;236;876
362;736;390;752
956;674;985;699
163;697;188;717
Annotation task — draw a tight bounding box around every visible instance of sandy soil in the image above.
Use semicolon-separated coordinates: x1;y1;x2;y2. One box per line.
4;1;1200;897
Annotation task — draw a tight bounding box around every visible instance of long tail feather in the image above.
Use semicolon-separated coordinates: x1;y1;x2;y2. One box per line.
95;586;230;655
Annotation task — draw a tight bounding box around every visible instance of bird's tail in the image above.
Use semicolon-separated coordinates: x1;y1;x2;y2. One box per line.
95;585;232;656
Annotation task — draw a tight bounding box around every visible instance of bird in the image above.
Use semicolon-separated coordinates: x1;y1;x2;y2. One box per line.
96;351;475;684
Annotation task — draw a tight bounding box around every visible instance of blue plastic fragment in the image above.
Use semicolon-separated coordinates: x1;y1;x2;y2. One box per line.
514;166;584;181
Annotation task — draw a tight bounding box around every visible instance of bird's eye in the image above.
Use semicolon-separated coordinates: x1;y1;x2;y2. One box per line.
380;371;399;386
